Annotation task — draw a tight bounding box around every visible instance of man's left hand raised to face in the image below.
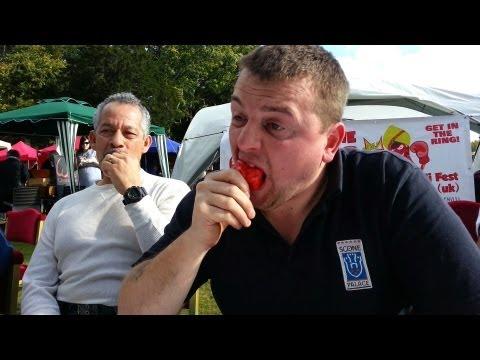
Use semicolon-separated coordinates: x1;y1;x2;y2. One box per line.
100;151;142;195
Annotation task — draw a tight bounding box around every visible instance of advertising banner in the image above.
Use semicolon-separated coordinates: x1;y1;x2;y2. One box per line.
341;115;474;202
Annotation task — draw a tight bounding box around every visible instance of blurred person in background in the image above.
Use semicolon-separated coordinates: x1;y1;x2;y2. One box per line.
0;149;29;212
76;135;102;188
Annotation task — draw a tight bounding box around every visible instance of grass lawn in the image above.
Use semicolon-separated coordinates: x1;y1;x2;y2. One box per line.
198;281;221;315
11;242;35;264
11;242;221;315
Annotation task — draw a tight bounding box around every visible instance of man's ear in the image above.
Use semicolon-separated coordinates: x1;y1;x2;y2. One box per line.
322;122;345;163
143;135;152;154
89;130;96;151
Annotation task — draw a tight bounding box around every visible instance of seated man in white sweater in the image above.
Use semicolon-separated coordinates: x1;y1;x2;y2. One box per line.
21;92;190;315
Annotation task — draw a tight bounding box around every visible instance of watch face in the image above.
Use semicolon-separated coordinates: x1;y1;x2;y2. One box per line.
123;187;146;205
128;187;141;199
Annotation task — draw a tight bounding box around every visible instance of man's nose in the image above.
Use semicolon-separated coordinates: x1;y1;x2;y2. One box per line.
236;121;261;152
110;130;125;148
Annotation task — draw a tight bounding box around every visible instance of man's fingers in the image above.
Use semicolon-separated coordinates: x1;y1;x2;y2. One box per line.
110;152;129;159
100;161;113;174
103;153;138;169
103;154;117;164
198;202;244;230
205;169;250;197
204;192;252;228
103;152;129;164
196;179;255;220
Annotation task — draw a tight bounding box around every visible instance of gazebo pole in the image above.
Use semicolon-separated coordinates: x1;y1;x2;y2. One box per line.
156;134;170;178
57;121;78;193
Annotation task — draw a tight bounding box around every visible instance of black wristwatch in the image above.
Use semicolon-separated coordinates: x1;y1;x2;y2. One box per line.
122;186;147;205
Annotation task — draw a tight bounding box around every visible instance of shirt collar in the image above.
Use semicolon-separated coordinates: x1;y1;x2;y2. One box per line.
309;148;344;217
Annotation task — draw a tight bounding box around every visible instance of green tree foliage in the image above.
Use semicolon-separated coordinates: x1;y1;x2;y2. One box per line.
56;46;156;107
0;45;256;140
45;45;256;138
0;46;67;111
0;45;15;59
148;45;256;139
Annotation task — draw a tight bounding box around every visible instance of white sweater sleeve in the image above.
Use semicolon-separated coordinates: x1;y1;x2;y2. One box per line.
123;180;190;253
21;207;61;315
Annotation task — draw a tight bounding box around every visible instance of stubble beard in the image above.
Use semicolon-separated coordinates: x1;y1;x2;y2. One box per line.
254;164;324;213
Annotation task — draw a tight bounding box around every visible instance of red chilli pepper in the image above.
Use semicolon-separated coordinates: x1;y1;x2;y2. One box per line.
230;158;265;191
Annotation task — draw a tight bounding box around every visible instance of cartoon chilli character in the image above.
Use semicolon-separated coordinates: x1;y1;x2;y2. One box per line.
383;125;430;169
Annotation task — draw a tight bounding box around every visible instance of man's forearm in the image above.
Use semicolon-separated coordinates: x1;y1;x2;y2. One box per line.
124;196;170;252
118;229;209;314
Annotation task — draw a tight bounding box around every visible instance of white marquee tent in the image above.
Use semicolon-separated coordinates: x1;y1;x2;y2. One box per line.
0;140;11;151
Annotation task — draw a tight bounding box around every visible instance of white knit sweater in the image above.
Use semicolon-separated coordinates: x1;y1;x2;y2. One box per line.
21;170;190;315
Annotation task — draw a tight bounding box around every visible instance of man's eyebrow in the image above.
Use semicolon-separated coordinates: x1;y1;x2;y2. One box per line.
231;96;293;116
231;95;242;105
260;105;293;116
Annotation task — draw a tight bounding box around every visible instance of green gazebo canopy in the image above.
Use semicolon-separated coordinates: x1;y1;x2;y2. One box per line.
0;97;95;136
0;97;96;192
149;124;166;135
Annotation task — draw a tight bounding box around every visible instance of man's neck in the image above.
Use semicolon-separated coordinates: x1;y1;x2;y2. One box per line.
262;173;328;246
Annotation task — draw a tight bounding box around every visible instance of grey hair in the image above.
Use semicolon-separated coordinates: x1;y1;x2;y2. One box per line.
93;92;151;136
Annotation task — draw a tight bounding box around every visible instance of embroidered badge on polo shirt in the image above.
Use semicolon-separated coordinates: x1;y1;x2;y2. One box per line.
336;239;373;291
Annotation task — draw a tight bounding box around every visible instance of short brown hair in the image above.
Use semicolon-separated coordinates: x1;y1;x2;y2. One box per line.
238;45;349;127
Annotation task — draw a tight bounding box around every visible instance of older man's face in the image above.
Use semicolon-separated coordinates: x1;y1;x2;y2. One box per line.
90;102;151;163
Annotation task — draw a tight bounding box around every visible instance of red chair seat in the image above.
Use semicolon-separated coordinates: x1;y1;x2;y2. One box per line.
448;200;480;243
19;264;27;280
12;249;24;265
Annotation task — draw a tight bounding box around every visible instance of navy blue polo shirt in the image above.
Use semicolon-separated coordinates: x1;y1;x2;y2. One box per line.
138;147;480;314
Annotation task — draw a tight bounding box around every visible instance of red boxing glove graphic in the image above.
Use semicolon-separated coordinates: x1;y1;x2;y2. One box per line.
230;158;266;191
410;141;430;169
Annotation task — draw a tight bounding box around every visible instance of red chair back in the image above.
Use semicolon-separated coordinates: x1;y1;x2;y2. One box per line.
5;208;43;245
448;200;480;243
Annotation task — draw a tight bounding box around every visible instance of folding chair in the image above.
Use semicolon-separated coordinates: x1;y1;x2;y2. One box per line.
180;289;200;315
188;289;200;315
5;208;46;280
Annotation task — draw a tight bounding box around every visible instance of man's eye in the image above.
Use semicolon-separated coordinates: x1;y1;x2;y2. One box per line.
231;115;246;125
266;122;285;132
264;122;293;139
